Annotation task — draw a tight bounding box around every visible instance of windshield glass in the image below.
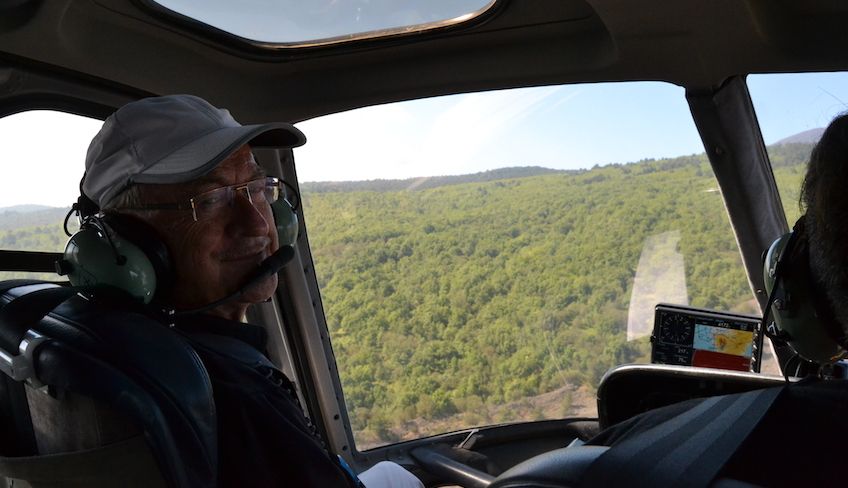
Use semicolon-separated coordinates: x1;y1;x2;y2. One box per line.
748;72;848;225
148;0;496;46
0;111;99;279
296;82;760;449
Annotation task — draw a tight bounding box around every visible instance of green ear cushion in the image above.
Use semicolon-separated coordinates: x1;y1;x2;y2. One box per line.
271;199;298;248
764;233;848;363
63;225;158;304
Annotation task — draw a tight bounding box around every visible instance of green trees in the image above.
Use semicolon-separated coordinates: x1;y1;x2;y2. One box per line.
303;143;812;447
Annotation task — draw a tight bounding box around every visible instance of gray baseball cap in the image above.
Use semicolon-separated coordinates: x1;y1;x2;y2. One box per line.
83;94;306;208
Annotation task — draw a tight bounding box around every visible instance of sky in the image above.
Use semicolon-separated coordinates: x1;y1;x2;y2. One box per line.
156;0;494;44
1;72;848;208
295;72;848;181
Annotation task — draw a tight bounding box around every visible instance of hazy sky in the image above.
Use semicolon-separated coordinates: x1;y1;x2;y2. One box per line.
296;73;848;182
1;72;847;208
154;0;494;44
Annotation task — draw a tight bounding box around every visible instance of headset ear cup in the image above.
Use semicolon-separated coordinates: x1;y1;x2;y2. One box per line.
271;199;298;248
101;214;174;298
62;216;161;304
764;227;848;364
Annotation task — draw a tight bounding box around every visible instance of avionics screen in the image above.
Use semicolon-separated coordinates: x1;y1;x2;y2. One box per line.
693;324;753;355
652;304;761;372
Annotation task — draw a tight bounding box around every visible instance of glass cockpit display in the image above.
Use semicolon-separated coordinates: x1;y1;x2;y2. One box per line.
651;304;762;372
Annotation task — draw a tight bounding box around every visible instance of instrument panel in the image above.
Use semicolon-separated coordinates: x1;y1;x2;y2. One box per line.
651;304;763;372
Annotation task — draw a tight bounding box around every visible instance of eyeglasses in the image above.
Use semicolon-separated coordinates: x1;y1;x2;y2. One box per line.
122;176;297;222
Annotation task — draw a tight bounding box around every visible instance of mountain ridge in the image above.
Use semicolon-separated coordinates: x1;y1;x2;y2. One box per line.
300;166;568;194
773;127;824;145
301;138;817;194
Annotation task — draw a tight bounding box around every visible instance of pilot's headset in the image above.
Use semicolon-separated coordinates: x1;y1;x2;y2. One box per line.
763;215;848;364
57;175;300;305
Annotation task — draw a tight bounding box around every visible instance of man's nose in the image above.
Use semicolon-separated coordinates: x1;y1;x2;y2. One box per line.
230;190;271;235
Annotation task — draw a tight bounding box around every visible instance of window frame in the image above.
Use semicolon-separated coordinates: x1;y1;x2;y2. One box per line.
136;0;502;51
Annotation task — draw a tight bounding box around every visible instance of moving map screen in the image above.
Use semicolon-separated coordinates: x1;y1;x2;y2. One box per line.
651;304;762;372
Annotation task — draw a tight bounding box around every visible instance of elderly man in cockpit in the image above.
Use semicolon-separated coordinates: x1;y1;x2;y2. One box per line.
81;94;422;487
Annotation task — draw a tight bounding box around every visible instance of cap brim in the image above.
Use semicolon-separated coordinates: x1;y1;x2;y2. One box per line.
131;122;305;185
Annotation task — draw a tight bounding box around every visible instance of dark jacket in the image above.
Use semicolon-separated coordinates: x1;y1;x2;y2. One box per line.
176;314;360;488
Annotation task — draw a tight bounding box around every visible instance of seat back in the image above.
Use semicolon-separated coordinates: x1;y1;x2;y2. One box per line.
0;280;218;487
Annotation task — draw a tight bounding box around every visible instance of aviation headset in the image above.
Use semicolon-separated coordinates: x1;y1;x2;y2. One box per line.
57;176;300;306
763;215;848;364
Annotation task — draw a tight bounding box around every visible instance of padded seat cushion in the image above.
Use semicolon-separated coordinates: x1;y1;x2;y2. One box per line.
0;282;219;488
0;435;166;488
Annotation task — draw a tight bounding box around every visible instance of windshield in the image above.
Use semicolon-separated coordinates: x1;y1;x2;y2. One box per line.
0;111;99;280
748;72;848;225
296;82;760;449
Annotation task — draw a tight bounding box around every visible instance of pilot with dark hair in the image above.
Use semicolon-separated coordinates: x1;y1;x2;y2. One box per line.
81;95;422;487
799;113;848;334
582;114;848;486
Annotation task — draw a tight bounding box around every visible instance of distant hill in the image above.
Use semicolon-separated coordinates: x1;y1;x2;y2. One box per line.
300;166;569;194
0;206;70;231
0;204;54;213
774;128;824;145
302;139;816;194
767;141;815;169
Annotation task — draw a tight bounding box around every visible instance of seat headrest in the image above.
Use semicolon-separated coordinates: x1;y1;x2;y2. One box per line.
0;280;218;488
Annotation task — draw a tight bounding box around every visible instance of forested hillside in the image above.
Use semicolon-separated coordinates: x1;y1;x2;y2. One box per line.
0;142;814;448
302;143;813;446
0;207;71;282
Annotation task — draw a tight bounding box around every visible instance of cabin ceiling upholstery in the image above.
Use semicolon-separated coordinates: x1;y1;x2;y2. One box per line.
0;0;847;122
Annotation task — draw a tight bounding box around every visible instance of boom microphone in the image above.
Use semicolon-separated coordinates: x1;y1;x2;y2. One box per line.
173;245;295;317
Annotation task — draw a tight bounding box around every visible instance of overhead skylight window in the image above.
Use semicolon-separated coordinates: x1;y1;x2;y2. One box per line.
148;0;497;47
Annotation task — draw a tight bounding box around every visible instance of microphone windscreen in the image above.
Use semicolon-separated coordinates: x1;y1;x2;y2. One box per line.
257;245;295;278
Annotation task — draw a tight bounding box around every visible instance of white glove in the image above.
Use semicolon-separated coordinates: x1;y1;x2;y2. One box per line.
358;461;424;488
